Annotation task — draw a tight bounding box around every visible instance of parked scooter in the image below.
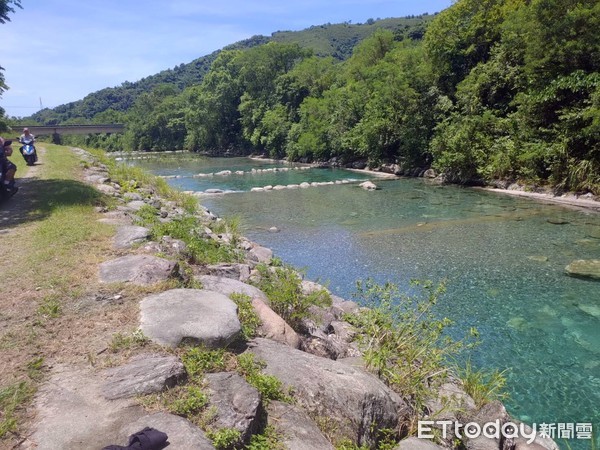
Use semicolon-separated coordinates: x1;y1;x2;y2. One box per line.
18;135;37;166
0;171;18;200
0;139;18;201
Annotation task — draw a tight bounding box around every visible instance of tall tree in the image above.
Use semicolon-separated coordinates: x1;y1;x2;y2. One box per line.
1;0;22;131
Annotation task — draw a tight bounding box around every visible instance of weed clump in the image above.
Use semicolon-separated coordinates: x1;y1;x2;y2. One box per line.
346;279;481;431
251;264;331;330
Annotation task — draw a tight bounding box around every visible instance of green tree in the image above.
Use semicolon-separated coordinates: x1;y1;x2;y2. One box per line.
125;84;185;151
184;50;245;152
424;0;524;96
1;0;22;131
0;0;22;24
236;43;311;155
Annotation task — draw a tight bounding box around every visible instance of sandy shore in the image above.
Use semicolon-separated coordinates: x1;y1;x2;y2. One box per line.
478;186;600;212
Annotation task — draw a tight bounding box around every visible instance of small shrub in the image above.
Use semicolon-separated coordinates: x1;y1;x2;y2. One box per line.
169;385;209;416
134;204;160;227
37;296;62;319
206;427;241;449
0;381;35;438
181;347;234;379
252;264;331;329
152;216;242;265
347;279;479;432
456;359;509;408
246;425;284;450
236;353;290;404
26;357;45;381
229;293;262;340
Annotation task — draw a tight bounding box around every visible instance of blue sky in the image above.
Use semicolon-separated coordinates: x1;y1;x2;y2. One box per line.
0;0;452;118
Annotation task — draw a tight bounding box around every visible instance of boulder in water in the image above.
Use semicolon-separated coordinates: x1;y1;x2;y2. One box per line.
565;259;600;281
359;181;377;191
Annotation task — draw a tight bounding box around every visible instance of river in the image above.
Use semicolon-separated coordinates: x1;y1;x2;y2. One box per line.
125;154;600;444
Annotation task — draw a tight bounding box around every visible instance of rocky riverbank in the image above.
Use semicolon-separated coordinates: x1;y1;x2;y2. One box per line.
20;147;560;450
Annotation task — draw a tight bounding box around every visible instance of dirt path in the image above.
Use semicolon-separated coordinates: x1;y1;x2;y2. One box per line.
0;146;142;447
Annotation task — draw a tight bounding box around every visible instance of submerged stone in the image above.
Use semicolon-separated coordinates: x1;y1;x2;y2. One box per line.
565;259;600;281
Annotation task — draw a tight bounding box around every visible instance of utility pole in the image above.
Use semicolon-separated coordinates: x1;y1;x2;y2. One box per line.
39;97;43;110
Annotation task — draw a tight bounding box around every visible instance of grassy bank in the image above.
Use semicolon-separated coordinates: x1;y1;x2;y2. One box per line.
1;145;126;442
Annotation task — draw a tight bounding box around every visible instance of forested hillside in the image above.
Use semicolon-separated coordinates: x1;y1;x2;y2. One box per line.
23;16;430;125
12;0;600;193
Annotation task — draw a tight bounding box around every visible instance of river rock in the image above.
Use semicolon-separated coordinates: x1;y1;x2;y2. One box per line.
123;192;143;201
27;365;147;450
204;372;262;442
140;289;241;348
97;184;119;195
203;263;251;282
160;235;188;256
125;200;146;211
113;225;150;249
247;244;273;264
547;218;569;225
252;297;300;348
85;174;110;184
101;353;186;400
565;259;600;280
464;401;510;450
194;275;269;302
99;254;176;285
267;401;334;450
246;338;407;447
586;228;600;239
359;181;377;191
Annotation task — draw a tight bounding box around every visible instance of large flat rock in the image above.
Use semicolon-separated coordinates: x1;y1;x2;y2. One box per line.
23;366;146;450
113;225;150;249
195;275;269;302
99;254;176;285
204;372;262;442
101;353;186;400
246;338;407;447
267;401;334;450
140;289;241;348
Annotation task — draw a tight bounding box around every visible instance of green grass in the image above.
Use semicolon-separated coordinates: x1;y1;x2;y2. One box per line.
236;353;290;405
205;427;242;449
151;216;243;265
109;330;149;353
0;356;44;439
455;359;509;408
229;293;262;340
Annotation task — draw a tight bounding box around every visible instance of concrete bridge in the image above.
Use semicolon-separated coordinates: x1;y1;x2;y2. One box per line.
12;124;125;136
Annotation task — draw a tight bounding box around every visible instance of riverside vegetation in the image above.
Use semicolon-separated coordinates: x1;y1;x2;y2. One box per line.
7;0;600;195
0;144;533;450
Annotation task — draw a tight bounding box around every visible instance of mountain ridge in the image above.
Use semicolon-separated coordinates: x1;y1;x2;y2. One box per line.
26;14;434;124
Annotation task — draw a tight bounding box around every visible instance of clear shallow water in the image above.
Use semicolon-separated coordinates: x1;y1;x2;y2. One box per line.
128;155;600;443
128;155;372;192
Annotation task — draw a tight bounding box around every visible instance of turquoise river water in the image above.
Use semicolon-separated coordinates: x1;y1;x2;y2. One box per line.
127;154;600;446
